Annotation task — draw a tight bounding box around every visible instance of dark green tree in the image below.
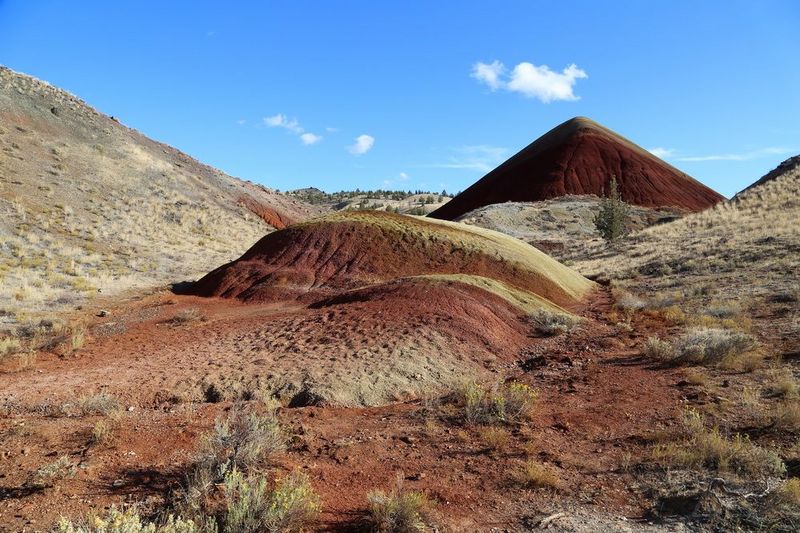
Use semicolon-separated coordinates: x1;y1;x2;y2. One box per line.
593;177;630;241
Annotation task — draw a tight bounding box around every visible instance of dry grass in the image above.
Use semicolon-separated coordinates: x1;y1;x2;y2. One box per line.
642;328;761;370
90;420;113;445
78;392;121;416
1;66;318;324
196;409;286;474
479;426;510;453
519;461;561;489
171;307;203;324
566;158;800;357
26;456;77;489
367;476;432;533
641;337;675;361
460;381;538;425
528;308;581;336
766;368;798;398
651;409;785;477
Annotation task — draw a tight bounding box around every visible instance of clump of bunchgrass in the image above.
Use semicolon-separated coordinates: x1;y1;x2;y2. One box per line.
651;409;785;477
460;381;538;425
528;309;581;336
367;476;432;533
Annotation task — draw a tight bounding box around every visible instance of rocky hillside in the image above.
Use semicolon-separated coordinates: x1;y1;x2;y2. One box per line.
0;66;319;325
288;187;452;215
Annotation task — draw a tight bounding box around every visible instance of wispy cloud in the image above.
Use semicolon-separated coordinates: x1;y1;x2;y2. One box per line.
427;145;508;173
236;119;246;126
674;147;796;162
648;147;675;158
348;134;375;155
264;113;322;145
399;172;409;181
472;60;587;103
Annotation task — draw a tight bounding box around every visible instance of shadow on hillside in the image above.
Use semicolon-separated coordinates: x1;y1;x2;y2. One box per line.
170;281;195;294
95;466;184;499
0;484;44;501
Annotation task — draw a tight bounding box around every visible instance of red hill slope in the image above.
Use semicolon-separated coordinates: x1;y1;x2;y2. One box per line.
429;117;724;220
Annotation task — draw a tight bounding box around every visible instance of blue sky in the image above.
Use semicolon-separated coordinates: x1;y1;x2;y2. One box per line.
1;1;798;197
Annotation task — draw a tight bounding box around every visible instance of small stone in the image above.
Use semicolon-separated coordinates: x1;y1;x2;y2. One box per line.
98;310;109;317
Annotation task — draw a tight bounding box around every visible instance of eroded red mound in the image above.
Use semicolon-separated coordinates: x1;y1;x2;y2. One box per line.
429;117;724;220
189;211;589;308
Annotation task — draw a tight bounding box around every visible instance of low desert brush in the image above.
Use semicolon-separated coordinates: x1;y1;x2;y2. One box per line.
0;337;21;358
222;469;319;533
367;477;432;533
460;381;538;425
528;309;581;336
182;409;288;519
78;392;121;416
641;337;675;361
58;507;199;533
767;368;798;398
675;328;758;364
197;409;286;474
519;460;560;489
646;328;760;368
172;308;203;324
652;409;785;477
26;455;77;489
90;420;113;445
479;426;510;453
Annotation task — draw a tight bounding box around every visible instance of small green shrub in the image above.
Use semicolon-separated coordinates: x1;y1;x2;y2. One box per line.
27;455;76;489
197;410;286;474
223;469;319;533
367;478;431;533
641;337;675;361
58;507;199;533
674;328;757;364
528;309;581;336
79;392;121;416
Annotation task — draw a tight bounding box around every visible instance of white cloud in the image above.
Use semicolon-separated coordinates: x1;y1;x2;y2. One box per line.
236;119;246;126
264;113;324;145
348;134;375;155
471;60;505;90
675;147;796;162
648;147;675;159
428;145;508;173
399;172;409;181
264;113;304;134
300;132;322;145
326;127;339;133
472;60;587;103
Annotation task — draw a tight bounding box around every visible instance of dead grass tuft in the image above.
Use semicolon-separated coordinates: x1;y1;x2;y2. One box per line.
519;460;560;489
367;475;433;533
651;409;785;477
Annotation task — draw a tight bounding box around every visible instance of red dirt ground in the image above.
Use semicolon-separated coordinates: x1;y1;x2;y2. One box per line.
428;117;725;220
0;287;693;531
